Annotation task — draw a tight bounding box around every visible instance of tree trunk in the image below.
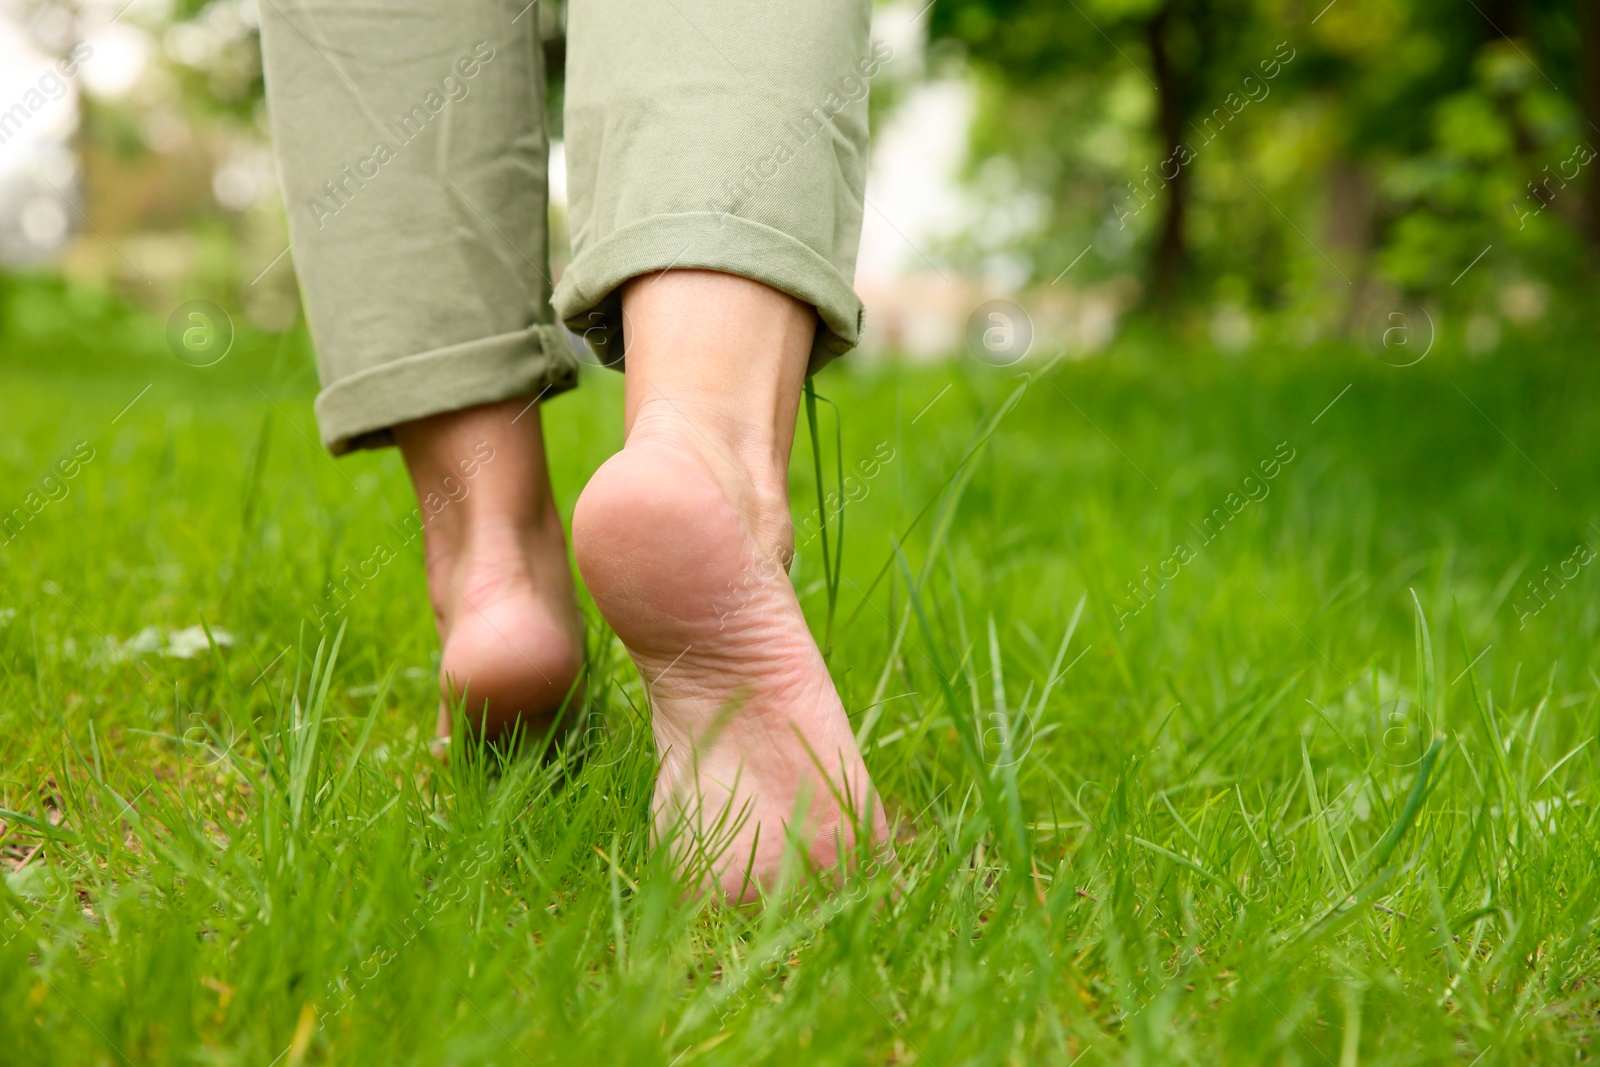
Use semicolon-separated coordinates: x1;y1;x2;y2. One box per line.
1146;6;1190;299
1584;0;1600;257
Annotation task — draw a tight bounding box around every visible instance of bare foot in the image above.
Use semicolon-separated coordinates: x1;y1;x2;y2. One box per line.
572;271;888;902
393;398;585;749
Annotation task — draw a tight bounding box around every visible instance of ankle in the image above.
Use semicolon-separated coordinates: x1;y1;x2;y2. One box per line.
627;398;794;566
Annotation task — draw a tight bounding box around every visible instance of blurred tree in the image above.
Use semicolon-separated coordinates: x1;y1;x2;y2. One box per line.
931;0;1267;298
930;0;1594;330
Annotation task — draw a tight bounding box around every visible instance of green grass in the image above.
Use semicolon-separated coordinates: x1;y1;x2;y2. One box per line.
3;299;1599;1065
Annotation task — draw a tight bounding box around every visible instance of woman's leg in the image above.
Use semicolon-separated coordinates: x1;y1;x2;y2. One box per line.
259;3;584;742
556;0;884;896
393;399;584;744
573;271;887;902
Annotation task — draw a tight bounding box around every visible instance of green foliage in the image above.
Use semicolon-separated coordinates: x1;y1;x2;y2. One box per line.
929;0;1598;321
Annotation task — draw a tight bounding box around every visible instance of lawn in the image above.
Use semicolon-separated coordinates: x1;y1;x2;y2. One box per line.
3;290;1599;1065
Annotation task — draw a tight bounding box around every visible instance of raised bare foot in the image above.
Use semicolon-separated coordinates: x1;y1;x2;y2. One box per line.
394;398;585;749
572;271;888;902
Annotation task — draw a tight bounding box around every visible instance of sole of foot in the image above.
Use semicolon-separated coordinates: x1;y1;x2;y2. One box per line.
573;405;888;902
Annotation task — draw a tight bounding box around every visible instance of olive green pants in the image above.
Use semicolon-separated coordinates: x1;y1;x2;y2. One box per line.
260;0;878;454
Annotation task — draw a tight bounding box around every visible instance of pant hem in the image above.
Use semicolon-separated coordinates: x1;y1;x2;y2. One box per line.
313;323;580;455
551;212;865;374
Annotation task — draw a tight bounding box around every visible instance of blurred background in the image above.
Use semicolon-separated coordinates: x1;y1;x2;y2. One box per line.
2;0;1594;365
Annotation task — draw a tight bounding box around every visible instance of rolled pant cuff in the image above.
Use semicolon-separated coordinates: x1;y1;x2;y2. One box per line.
313;324;581;455
551;212;866;374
